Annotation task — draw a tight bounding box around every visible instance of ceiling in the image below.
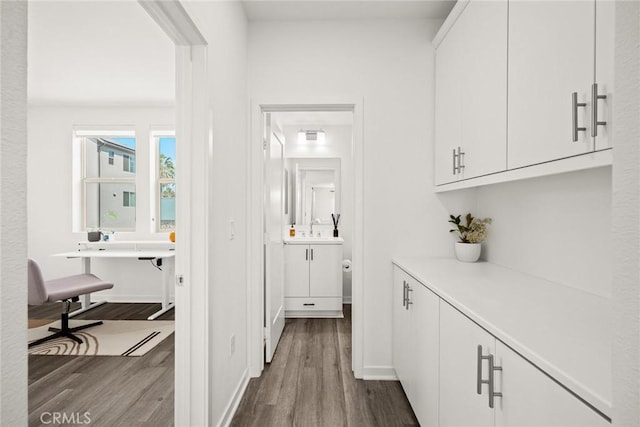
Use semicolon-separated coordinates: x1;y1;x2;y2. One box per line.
27;1;454;107
242;0;456;21
28;1;175;106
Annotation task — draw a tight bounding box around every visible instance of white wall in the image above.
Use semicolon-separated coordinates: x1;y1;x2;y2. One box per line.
249;19;476;375
283;124;354;300
611;1;640;425
477;166;612;298
0;1;28;424
180;2;249;425
28;106;175;302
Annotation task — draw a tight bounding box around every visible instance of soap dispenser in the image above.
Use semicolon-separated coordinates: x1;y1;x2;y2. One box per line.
289;224;296;237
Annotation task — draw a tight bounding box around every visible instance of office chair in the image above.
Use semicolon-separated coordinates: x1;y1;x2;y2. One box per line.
28;259;114;348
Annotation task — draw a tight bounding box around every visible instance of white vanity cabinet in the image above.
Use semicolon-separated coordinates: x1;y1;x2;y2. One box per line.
284;240;343;317
434;0;508;185
392;267;439;427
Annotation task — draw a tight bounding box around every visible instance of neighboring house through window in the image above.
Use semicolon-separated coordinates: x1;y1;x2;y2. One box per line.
76;130;137;231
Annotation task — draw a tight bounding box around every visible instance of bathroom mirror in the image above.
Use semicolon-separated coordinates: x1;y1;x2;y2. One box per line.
290;158;341;228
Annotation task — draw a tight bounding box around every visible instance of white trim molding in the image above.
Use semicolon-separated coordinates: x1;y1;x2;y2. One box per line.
217;369;250;427
361;366;398;381
247;98;365;380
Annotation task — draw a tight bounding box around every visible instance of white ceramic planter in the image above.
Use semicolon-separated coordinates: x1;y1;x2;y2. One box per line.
454;242;482;263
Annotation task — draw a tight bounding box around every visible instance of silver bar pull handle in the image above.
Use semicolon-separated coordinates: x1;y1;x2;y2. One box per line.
591;83;607;137
488;354;503;409
305;249;309;260
310;248;314;261
477;345;490;395
402;281;407;307
452;149;458;175
406;285;413;310
572;92;587;142
457;146;465;172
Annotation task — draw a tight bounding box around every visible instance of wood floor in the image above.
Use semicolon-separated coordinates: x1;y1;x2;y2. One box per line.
231;305;419;427
28;302;174;427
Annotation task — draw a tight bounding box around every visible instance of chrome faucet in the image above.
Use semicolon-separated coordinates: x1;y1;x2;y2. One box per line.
310;220;315;237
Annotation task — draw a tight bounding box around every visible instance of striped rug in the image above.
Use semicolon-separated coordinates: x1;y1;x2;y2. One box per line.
28;320;174;356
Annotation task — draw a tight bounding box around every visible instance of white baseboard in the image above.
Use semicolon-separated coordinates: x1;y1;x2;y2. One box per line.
218;368;250;427
342;296;352;304
361;366;398;381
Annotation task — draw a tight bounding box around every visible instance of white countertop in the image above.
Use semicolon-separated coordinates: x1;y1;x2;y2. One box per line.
393;257;611;418
284;236;344;244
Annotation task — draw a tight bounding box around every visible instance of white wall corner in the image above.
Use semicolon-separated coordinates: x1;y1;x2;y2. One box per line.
611;1;640;426
217;368;250;427
0;1;28;425
361;366;398;381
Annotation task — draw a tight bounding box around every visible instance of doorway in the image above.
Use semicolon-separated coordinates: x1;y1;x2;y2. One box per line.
249;102;364;378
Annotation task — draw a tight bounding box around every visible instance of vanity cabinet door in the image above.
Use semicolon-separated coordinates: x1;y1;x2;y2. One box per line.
439;301;495;427
284;244;310;297
309;244;342;297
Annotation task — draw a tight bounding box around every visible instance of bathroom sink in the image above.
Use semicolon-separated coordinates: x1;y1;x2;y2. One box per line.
284;236;344;244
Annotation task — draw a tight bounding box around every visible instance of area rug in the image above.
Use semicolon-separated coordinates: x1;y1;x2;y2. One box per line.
28;320;174;357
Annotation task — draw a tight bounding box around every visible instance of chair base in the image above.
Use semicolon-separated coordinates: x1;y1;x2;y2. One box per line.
28;319;103;348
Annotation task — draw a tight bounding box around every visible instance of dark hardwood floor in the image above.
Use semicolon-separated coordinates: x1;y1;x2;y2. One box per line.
231;305;419;427
28;303;174;427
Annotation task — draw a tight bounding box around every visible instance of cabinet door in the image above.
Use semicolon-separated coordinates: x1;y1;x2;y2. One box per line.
392;268;412;396
284;244;310;297
435;14;463;186
508;1;595;168
495;342;609;427
406;279;439;427
309;244;342;297
594;0;615;150
440;301;494;427
458;0;508;180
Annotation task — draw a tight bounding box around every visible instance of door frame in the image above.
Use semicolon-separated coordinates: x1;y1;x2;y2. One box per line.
248;99;364;378
138;2;210;425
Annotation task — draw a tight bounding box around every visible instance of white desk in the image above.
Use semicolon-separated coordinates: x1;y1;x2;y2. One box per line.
54;248;175;320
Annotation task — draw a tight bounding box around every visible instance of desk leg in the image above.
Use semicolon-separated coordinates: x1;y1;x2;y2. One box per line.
148;257;175;320
68;257;107;318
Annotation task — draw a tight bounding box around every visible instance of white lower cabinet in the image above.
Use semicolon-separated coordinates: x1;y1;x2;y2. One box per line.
439;302;609;427
392;267;439;427
393;264;610;426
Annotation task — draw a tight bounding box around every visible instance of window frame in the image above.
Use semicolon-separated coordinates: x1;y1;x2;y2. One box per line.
153;131;176;232
77;130;137;232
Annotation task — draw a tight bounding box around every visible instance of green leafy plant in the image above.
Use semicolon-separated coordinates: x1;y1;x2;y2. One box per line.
449;213;492;243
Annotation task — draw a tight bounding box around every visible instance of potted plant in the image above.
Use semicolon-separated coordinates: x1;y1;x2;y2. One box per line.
448;213;492;262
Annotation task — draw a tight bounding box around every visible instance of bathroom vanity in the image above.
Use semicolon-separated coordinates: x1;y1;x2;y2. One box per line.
284;237;344;318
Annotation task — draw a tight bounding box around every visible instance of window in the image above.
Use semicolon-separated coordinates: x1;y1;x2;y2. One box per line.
77;131;137;231
123;191;136;207
155;133;176;231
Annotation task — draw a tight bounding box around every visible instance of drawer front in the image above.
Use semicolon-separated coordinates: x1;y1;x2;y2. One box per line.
285;297;342;311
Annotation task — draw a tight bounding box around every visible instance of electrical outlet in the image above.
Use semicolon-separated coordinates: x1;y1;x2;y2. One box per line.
230;334;236;356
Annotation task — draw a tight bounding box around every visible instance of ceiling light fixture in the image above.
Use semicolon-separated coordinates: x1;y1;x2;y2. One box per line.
298;129;326;144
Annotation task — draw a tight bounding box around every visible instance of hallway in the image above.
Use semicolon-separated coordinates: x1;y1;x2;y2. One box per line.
231;306;418;426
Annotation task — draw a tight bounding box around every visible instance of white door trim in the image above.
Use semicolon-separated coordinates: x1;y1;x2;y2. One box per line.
248;99;364;378
139;2;210;425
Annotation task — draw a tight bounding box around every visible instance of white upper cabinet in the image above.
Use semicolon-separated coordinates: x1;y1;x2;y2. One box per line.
435;0;508;185
434;0;614;190
508;1;595;168
594;0;615;151
508;0;614;169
